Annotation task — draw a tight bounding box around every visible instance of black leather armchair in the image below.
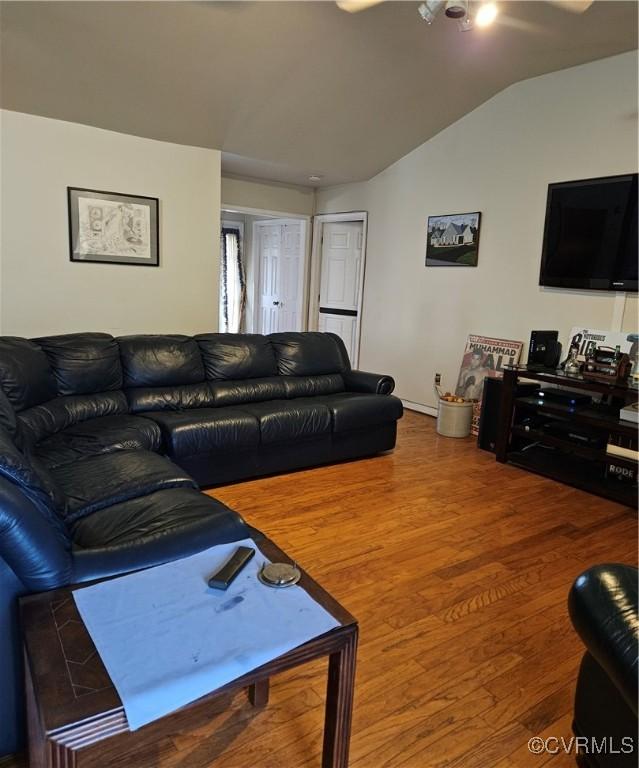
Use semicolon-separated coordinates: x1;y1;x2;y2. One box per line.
569;564;638;767
0;330;402;756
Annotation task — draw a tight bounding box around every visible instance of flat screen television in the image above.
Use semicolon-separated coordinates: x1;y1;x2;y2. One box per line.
539;173;638;292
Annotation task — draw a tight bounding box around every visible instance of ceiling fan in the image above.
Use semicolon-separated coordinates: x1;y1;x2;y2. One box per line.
336;0;595;31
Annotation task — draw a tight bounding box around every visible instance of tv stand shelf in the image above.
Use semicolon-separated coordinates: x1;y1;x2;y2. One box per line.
496;366;638;508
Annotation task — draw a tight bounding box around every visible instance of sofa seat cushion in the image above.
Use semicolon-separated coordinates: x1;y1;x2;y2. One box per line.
318;393;404;433
143;408;259;458
34;415;162;469
71;488;242;549
71;489;249;581
238;400;331;444
51;450;197;523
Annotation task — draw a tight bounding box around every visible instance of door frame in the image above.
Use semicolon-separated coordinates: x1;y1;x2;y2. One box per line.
220;204;311;333
309;211;368;368
253;218;308;335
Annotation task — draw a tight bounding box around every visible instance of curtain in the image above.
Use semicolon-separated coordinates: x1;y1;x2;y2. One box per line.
220;227;247;333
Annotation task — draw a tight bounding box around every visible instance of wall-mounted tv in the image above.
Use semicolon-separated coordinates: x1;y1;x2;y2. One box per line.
539;173;637;292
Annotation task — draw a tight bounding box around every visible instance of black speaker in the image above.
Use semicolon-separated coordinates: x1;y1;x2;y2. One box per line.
477;378;540;453
527;330;561;369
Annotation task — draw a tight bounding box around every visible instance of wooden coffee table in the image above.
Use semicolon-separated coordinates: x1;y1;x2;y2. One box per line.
20;537;358;768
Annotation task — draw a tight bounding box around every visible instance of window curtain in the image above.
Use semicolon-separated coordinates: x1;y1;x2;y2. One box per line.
220;227;247;333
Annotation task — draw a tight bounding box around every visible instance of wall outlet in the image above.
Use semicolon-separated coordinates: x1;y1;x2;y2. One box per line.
435;373;441;386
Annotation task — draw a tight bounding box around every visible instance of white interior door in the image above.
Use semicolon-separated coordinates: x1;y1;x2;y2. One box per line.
279;223;303;331
317;221;363;365
257;223;281;335
256;220;304;334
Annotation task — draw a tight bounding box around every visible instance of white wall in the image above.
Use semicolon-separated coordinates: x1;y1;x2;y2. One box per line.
222;174;315;217
0;110;221;337
317;52;639;412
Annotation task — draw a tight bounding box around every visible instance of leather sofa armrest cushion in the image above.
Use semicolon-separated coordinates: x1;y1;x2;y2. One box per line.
342;370;395;395
568;563;639;714
0;476;72;591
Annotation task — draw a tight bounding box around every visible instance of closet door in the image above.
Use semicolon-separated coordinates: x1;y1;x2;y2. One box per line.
256;221;303;334
317;221;363;365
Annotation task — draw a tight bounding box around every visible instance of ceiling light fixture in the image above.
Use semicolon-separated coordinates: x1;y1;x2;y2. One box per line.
418;0;444;24
309;175;322;182
444;0;468;19
475;2;498;27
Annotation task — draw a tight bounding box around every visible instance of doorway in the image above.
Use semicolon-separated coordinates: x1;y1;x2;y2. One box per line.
219;208;309;334
309;213;367;368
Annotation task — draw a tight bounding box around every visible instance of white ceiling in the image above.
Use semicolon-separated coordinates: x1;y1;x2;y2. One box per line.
1;1;637;187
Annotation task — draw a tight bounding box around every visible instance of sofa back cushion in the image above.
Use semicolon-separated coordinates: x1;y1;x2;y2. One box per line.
282;374;345;399
195;334;278;380
36;333;122;395
126;383;216;414
269;332;350;376
118;335;206;387
0;337;57;412
210;377;287;407
0;388;17;437
17;391;128;447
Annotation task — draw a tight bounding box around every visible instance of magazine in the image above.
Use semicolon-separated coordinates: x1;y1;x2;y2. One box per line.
455;334;524;435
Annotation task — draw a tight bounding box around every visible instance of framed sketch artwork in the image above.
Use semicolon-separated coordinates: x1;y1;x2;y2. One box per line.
425;211;481;267
68;187;159;266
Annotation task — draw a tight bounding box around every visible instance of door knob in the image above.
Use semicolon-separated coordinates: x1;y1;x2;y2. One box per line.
272;301;280;306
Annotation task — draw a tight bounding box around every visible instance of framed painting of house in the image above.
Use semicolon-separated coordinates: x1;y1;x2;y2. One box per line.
425;212;481;267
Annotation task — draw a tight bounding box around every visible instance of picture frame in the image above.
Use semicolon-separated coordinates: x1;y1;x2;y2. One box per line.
425;211;481;267
68;187;159;266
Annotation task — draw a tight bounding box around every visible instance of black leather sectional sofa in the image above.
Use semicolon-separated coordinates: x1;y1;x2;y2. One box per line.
0;330;402;756
569;563;638;768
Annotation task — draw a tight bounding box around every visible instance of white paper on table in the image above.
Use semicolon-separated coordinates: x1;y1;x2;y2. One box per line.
72;538;340;730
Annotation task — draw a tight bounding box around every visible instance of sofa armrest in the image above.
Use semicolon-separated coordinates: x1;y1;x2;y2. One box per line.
568;563;638;714
0;476;72;591
343;370;395;395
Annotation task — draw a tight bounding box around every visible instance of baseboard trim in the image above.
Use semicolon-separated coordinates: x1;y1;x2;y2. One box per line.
401;399;437;418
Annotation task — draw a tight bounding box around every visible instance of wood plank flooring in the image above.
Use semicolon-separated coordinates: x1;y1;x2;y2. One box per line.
10;410;638;767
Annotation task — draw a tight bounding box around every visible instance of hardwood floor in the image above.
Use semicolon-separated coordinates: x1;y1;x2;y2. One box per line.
11;410;638;767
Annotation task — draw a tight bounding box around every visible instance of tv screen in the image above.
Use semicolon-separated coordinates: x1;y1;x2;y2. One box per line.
539;174;638;292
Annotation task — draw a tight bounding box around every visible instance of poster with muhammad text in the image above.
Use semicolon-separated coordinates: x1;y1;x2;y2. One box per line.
455;334;524;436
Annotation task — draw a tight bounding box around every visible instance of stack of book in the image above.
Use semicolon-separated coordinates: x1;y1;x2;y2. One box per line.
619;402;639;424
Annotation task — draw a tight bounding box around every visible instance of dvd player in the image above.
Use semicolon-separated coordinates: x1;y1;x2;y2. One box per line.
537;389;592;407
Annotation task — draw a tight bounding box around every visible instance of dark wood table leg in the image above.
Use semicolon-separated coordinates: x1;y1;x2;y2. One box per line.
321;626;358;768
248;678;270;707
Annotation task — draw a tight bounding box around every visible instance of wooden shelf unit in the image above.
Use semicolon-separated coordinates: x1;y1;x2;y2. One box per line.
496;366;638;508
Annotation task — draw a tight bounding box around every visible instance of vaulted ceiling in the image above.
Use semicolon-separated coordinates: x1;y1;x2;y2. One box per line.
1;1;637;187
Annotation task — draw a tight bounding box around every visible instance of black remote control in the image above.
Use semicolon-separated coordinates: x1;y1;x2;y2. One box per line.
207;546;255;590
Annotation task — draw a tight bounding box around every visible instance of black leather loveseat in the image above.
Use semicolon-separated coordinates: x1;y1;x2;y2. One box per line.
0;330;402;756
